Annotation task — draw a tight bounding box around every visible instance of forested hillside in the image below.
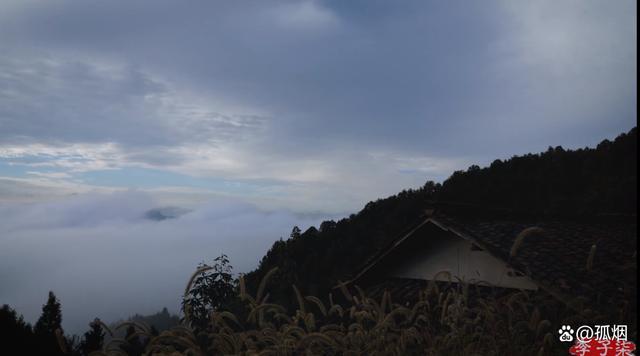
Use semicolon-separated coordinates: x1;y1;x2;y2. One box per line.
439;128;637;216
244;127;637;308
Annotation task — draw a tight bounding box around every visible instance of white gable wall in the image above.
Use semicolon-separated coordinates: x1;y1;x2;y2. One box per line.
386;229;538;290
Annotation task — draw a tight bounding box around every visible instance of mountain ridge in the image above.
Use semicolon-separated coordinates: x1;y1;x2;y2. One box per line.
244;127;637;309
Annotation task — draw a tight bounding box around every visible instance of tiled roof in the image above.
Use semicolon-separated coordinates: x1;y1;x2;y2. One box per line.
348;212;637;311
433;214;637;308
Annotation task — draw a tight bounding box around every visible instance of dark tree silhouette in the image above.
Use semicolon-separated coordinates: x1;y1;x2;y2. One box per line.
182;254;238;329
290;226;301;239
34;291;63;336
33;291;66;355
80;318;105;355
0;304;37;354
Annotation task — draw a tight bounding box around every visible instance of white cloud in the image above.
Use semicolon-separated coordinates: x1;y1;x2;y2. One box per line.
25;171;72;179
271;1;340;30
0;141;466;213
0;142;124;172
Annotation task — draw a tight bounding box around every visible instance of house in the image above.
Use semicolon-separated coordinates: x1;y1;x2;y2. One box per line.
341;208;637;309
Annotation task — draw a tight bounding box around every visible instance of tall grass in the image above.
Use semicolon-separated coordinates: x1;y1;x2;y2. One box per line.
77;264;636;355
510;227;544;259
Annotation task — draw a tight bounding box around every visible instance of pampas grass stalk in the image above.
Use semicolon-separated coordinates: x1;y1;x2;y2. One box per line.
510;227;544;258
256;267;278;304
55;328;67;354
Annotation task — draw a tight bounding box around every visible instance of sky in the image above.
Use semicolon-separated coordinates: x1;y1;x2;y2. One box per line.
0;0;636;334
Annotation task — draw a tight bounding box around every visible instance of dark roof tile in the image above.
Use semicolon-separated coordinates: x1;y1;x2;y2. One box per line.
430;214;636;310
350;212;636;314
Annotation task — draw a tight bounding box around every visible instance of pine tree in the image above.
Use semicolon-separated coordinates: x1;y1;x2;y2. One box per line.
290;226;301;239
34;291;63;336
34;291;66;355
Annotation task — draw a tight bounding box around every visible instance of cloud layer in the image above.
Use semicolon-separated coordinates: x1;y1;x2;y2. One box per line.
0;191;326;334
0;0;635;212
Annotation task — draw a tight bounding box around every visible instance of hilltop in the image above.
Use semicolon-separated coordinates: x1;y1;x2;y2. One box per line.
244;127;637;308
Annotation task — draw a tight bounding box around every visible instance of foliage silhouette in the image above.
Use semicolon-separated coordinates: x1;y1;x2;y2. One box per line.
181;254;239;330
80;318;105;355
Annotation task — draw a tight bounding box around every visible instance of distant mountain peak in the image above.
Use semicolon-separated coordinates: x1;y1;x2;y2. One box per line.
143;206;191;221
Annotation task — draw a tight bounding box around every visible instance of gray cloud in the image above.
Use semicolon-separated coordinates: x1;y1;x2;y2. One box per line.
2;2;633;141
0;1;635;186
0;54;266;148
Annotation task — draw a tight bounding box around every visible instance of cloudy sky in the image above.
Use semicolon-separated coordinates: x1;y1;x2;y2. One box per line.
0;0;636;333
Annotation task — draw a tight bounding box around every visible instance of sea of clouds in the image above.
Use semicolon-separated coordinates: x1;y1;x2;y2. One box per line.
0;190;327;334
